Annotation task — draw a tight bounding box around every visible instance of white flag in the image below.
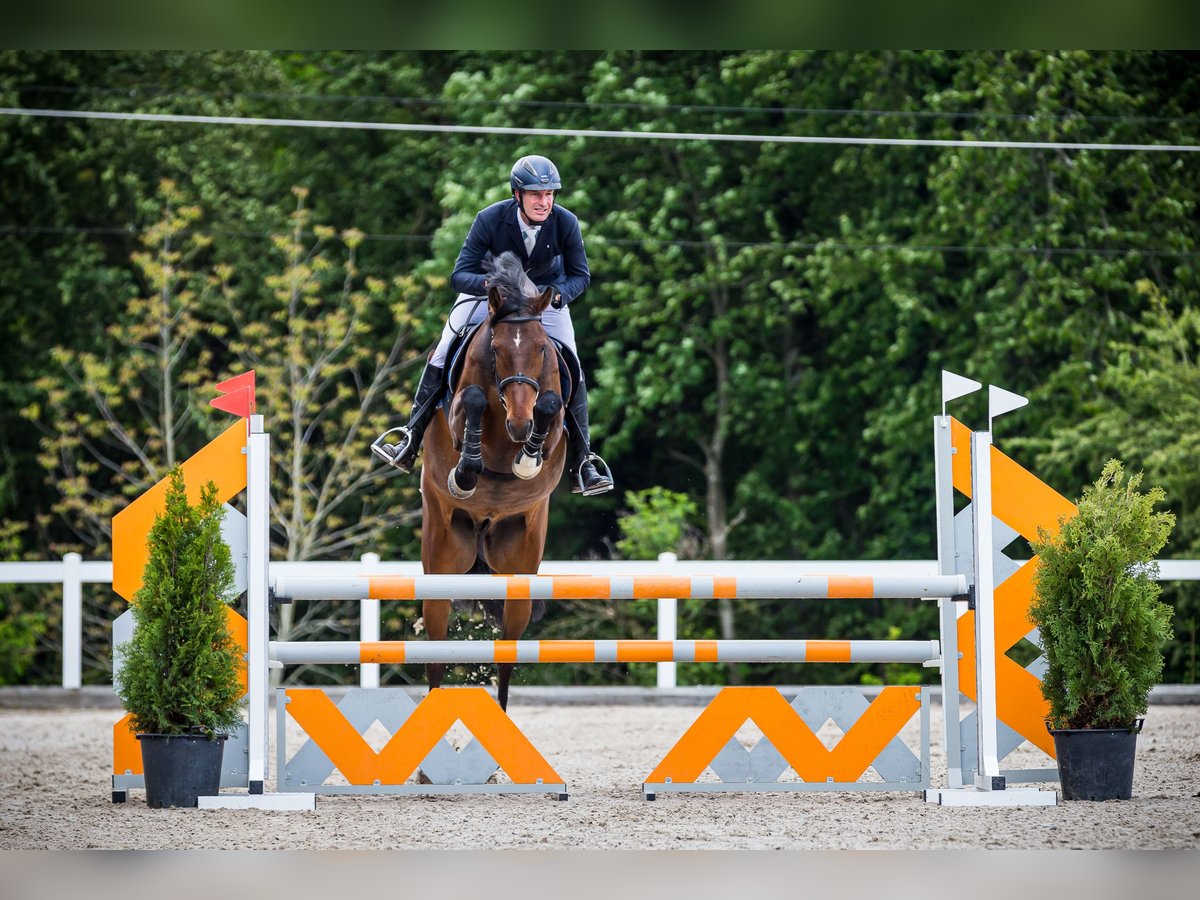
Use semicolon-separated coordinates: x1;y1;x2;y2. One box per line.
988;385;1029;426
941;370;982;411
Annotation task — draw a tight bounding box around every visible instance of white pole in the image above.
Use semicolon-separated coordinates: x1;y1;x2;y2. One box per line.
657;551;678;689
246;415;270;795
925;385;1055;807
61;552;82;689
933;416;964;789
359;552;381;688
971;429;1003;789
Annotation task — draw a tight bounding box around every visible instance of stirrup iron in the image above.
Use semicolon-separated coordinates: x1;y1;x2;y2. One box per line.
371;426;414;470
574;452;614;496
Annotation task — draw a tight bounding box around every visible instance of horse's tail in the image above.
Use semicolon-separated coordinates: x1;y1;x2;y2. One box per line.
451;556;547;627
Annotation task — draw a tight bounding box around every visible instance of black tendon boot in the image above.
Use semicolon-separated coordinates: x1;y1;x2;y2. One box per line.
565;378;614;496
371;363;445;473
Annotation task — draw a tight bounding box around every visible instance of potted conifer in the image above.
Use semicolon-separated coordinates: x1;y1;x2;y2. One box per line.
115;467;244;808
1030;459;1175;801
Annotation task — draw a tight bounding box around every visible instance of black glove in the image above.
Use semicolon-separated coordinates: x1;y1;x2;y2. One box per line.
540;284;566;309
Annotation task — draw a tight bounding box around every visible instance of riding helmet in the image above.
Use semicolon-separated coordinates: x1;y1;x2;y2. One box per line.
510;155;562;192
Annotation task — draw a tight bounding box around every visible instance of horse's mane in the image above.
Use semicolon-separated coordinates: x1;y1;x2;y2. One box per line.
484;251;540;323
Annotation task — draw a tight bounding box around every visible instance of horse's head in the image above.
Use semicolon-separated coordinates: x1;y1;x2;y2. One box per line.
484;252;556;443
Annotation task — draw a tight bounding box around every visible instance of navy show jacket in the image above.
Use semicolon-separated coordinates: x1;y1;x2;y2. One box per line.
450;199;591;306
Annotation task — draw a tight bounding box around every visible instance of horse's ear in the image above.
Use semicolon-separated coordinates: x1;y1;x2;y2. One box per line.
487;285;504;314
535;286;555;313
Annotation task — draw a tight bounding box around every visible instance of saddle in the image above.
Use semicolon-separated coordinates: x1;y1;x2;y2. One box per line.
441;320;579;414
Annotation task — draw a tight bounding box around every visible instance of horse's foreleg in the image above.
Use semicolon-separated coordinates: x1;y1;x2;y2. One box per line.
422;599;452;694
447;385;486;499
512;392;563;480
496;599;533;712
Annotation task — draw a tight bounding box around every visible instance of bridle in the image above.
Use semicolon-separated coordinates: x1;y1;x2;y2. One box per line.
490;313;545;410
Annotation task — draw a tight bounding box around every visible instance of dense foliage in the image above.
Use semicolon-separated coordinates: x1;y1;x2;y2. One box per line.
2;51;1198;686
1030;460;1175;729
115;468;243;735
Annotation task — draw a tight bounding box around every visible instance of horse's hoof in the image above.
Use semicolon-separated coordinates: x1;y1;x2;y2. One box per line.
447;469;476;499
512;451;543;480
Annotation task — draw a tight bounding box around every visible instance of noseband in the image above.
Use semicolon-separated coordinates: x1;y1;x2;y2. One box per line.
491;313;544;409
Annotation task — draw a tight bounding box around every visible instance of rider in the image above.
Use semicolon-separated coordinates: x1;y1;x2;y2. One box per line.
375;154;614;496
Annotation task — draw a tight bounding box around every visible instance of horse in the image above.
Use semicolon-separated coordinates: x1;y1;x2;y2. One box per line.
418;251;568;710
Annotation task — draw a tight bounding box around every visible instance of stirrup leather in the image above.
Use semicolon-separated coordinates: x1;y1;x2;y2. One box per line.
573;452;614;496
371;425;415;471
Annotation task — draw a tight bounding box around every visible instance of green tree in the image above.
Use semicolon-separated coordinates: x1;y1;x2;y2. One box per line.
0;520;46;684
24;180;431;684
25;179;225;555
615;487;700;560
115;468;243;735
220;186;429;673
1031;460;1175;728
1;50;294;568
19;180;229;681
1033;281;1200;682
6;51;1200;688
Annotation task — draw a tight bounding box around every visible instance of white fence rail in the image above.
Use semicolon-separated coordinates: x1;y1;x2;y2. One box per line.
4;553;1200;689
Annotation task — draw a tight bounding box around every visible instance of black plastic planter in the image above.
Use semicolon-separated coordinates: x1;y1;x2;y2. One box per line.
137;733;228;808
1049;720;1142;801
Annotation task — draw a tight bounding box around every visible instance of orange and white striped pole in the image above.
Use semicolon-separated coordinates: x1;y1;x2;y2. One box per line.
269;638;941;666
271;573;968;602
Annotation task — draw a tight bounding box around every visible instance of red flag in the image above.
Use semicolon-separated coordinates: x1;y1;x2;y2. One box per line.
211;371;256;418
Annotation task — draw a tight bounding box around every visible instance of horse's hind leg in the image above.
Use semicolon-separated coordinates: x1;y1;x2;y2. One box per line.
421;499;476;696
496;599;532;712
484;512;551;712
422;598;451;692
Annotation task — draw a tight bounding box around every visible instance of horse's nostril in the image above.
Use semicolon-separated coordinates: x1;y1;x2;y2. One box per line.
507;420;533;443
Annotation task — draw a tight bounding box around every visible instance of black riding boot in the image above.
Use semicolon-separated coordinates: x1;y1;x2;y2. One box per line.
565;378;614;496
372;363;444;474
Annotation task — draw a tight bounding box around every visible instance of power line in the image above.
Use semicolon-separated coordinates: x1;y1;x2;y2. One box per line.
19;83;1200;127
4;224;1195;258
2;107;1198;153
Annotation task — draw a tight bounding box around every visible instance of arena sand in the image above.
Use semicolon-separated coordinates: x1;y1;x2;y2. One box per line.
1;701;1197;851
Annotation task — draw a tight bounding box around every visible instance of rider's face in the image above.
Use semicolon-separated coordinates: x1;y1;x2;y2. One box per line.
518;189;555;225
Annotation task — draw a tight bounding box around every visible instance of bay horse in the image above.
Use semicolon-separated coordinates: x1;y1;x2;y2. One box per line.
419;251;568;710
